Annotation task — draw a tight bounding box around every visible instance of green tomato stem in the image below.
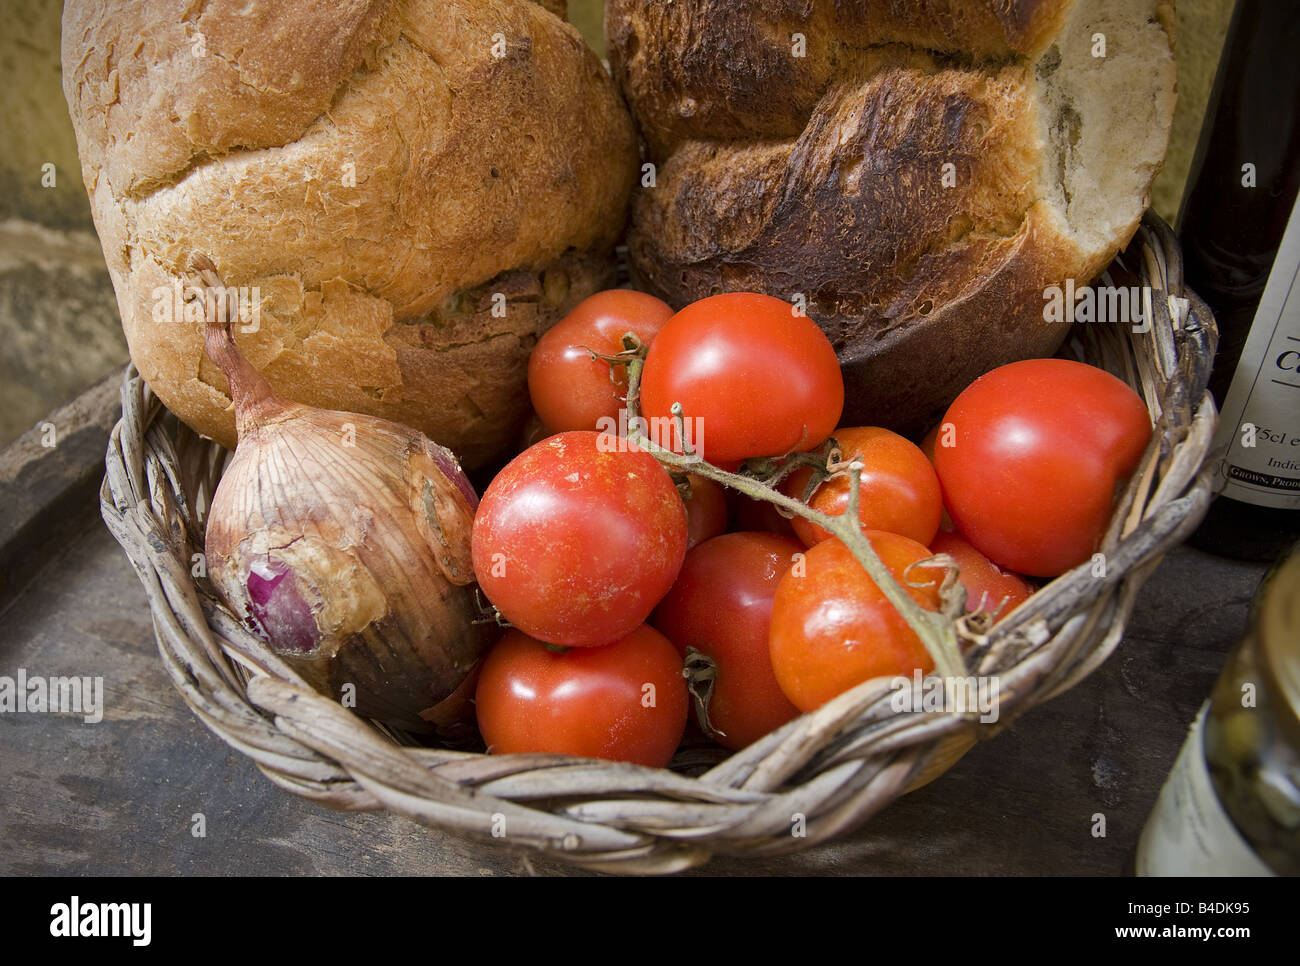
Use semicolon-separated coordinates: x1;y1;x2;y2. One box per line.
621;352;967;683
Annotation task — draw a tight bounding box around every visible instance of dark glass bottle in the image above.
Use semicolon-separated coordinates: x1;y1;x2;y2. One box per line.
1180;0;1300;561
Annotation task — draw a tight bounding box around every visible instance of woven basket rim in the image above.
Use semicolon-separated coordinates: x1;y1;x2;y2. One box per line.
99;212;1220;874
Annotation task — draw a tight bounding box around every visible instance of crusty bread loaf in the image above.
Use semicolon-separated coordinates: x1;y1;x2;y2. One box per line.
607;0;1177;432
63;0;637;467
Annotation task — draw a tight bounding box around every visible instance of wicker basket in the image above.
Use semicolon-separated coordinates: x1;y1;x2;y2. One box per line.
100;212;1219;874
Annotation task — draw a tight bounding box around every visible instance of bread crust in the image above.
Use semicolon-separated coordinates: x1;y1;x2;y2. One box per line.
606;0;1073;161
64;0;637;465
608;0;1175;431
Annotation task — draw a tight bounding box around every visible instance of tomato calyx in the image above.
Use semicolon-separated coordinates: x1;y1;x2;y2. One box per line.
681;645;726;743
956;609;998;645
736;436;838;493
900;551;1031;650
473;588;512;628
904;553;966;619
577;330;647;370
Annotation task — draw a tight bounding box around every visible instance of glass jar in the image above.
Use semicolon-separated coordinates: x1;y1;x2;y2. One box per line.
1137;545;1300;875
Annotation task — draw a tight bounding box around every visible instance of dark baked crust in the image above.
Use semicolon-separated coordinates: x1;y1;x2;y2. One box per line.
627;62;1091;432
606;0;1072;161
608;0;1174;432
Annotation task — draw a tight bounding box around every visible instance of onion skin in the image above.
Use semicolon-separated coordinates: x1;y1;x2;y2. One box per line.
193;254;494;732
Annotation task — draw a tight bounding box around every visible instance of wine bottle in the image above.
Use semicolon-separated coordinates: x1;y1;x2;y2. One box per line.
1179;0;1300;561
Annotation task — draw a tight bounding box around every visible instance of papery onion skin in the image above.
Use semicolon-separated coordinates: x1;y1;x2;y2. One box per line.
246;558;320;654
192;254;495;732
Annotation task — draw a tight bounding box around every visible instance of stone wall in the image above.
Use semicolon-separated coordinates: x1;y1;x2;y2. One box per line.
0;0;126;448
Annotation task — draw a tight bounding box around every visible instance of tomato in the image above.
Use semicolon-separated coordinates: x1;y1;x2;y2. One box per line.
929;530;1034;621
516;411;556;451
640;293;844;463
527;289;673;433
730;489;799;539
471;431;687;647
932;359;1151;577
652;532;804;750
769;531;945;712
475;626;688;766
681;473;728;550
919;423;941;463
917;422;957;532
781;427;942;548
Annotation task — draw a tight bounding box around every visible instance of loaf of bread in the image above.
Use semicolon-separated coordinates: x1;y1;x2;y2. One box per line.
63;0;637;467
606;0;1177;432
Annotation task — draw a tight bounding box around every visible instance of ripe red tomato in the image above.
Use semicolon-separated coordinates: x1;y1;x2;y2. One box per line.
652;532;804;750
769;531;945;712
516;411;556;451
640;293;844;463
781;427;942;548
917;422;957;532
929;530;1034;621
919;423;941;463
682;473;728;550
730;489;799;539
527;289;673;433
475;626;688;767
932;359;1151;577
471;431;687;646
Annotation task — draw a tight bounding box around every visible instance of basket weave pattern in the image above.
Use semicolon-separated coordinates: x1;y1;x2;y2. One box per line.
101;214;1219;873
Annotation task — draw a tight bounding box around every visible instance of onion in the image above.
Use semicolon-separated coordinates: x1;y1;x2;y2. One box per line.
190;254;494;732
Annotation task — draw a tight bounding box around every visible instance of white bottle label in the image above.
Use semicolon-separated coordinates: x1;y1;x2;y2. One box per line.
1211;197;1300;509
1136;705;1273;876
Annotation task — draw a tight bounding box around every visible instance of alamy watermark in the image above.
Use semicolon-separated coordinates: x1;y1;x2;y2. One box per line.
1042;281;1190;333
889;670;1000;724
152;278;262;332
596;408;705;455
50;897;150;946
0;669;103;723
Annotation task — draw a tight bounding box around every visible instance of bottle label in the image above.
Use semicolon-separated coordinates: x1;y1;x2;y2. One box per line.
1136;705;1273;876
1211;198;1300;509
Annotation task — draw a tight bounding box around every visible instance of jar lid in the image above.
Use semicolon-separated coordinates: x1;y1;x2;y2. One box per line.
1261;546;1300;744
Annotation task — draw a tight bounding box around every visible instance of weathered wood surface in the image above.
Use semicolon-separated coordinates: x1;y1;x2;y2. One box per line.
0;383;1271;876
0;372;120;600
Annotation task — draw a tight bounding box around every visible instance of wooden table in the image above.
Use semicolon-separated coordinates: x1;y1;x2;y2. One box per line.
0;376;1270;876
